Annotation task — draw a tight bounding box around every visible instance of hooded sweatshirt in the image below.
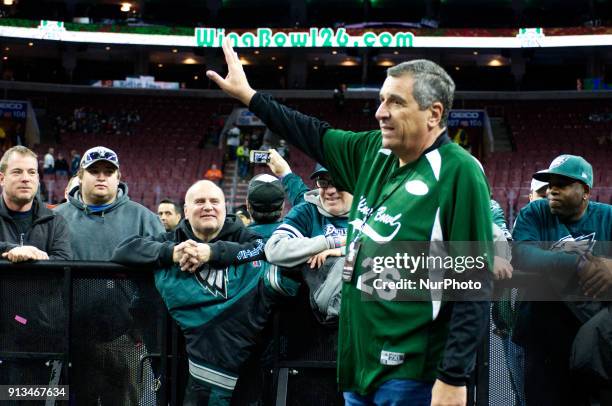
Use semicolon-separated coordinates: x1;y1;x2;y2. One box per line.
265;189;349;267
53;182;164;341
54;183;164;260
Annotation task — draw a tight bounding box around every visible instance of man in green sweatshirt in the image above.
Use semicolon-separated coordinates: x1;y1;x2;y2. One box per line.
207;40;493;406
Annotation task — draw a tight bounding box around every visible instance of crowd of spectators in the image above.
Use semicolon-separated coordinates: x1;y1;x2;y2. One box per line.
55;107;141;136
224;125;289;162
1;49;611;406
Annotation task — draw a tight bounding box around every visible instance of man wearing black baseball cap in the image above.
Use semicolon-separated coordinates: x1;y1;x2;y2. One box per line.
310;163;328;180
513;154;612;406
246;173;286;240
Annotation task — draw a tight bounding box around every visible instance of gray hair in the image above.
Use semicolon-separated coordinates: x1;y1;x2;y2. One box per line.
387;60;455;128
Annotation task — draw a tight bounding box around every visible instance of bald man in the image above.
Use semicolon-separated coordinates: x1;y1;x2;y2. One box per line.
112;180;297;404
114;180;265;272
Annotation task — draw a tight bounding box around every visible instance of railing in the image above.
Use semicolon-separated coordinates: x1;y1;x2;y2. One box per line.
0;260;177;405
0;260;535;405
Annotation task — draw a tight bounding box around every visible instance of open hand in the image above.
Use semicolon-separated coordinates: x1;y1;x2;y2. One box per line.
431;379;466;406
206;38;256;106
307;248;343;270
492;256;513;280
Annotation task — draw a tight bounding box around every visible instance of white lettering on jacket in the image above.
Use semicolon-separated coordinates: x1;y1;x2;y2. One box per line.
352;196;402;243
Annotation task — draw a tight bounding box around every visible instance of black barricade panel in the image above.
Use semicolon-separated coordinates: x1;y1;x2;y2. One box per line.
286;369;343;406
0;262;534;406
0;273;65;354
0;264;168;406
0;359;69;405
71;275;165;406
277;288;338;364
488;293;526;406
271;287;342;406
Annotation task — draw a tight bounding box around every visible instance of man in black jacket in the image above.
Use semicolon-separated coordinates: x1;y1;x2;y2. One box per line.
0;145;71;261
0;146;71;387
113;180;276;405
113;179;265;279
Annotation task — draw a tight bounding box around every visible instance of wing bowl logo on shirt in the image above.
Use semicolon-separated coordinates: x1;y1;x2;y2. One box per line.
195;266;229;298
353;196;402;243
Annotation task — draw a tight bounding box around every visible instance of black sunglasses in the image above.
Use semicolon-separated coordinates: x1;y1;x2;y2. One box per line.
315;178;335;189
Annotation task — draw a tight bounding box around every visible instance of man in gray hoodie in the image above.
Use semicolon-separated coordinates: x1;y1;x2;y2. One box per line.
54;146;164;405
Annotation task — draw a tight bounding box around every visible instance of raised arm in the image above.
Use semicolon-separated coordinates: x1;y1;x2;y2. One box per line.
206;39;330;166
206;39;256;106
266;149;309;207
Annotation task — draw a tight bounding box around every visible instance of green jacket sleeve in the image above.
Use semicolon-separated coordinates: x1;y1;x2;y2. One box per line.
282;172;310;207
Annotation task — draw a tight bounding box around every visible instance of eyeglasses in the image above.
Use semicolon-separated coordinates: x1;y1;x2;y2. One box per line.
315;178;335;189
81;149;119;167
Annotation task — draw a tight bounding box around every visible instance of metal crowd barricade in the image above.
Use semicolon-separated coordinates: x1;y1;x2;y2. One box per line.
0;259;534;405
0;260;180;405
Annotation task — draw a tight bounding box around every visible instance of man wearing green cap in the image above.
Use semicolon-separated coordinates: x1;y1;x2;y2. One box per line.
512;154;612;406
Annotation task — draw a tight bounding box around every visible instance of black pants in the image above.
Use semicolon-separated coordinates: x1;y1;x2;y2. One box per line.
524;344;612;406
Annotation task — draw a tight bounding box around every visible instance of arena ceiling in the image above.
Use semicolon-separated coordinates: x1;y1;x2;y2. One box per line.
2;0;609;28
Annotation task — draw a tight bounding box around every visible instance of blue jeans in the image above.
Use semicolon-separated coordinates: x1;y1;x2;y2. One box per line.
501;335;526;406
344;379;433;406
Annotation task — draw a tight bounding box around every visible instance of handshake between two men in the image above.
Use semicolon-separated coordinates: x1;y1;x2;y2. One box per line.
172;240;212;273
